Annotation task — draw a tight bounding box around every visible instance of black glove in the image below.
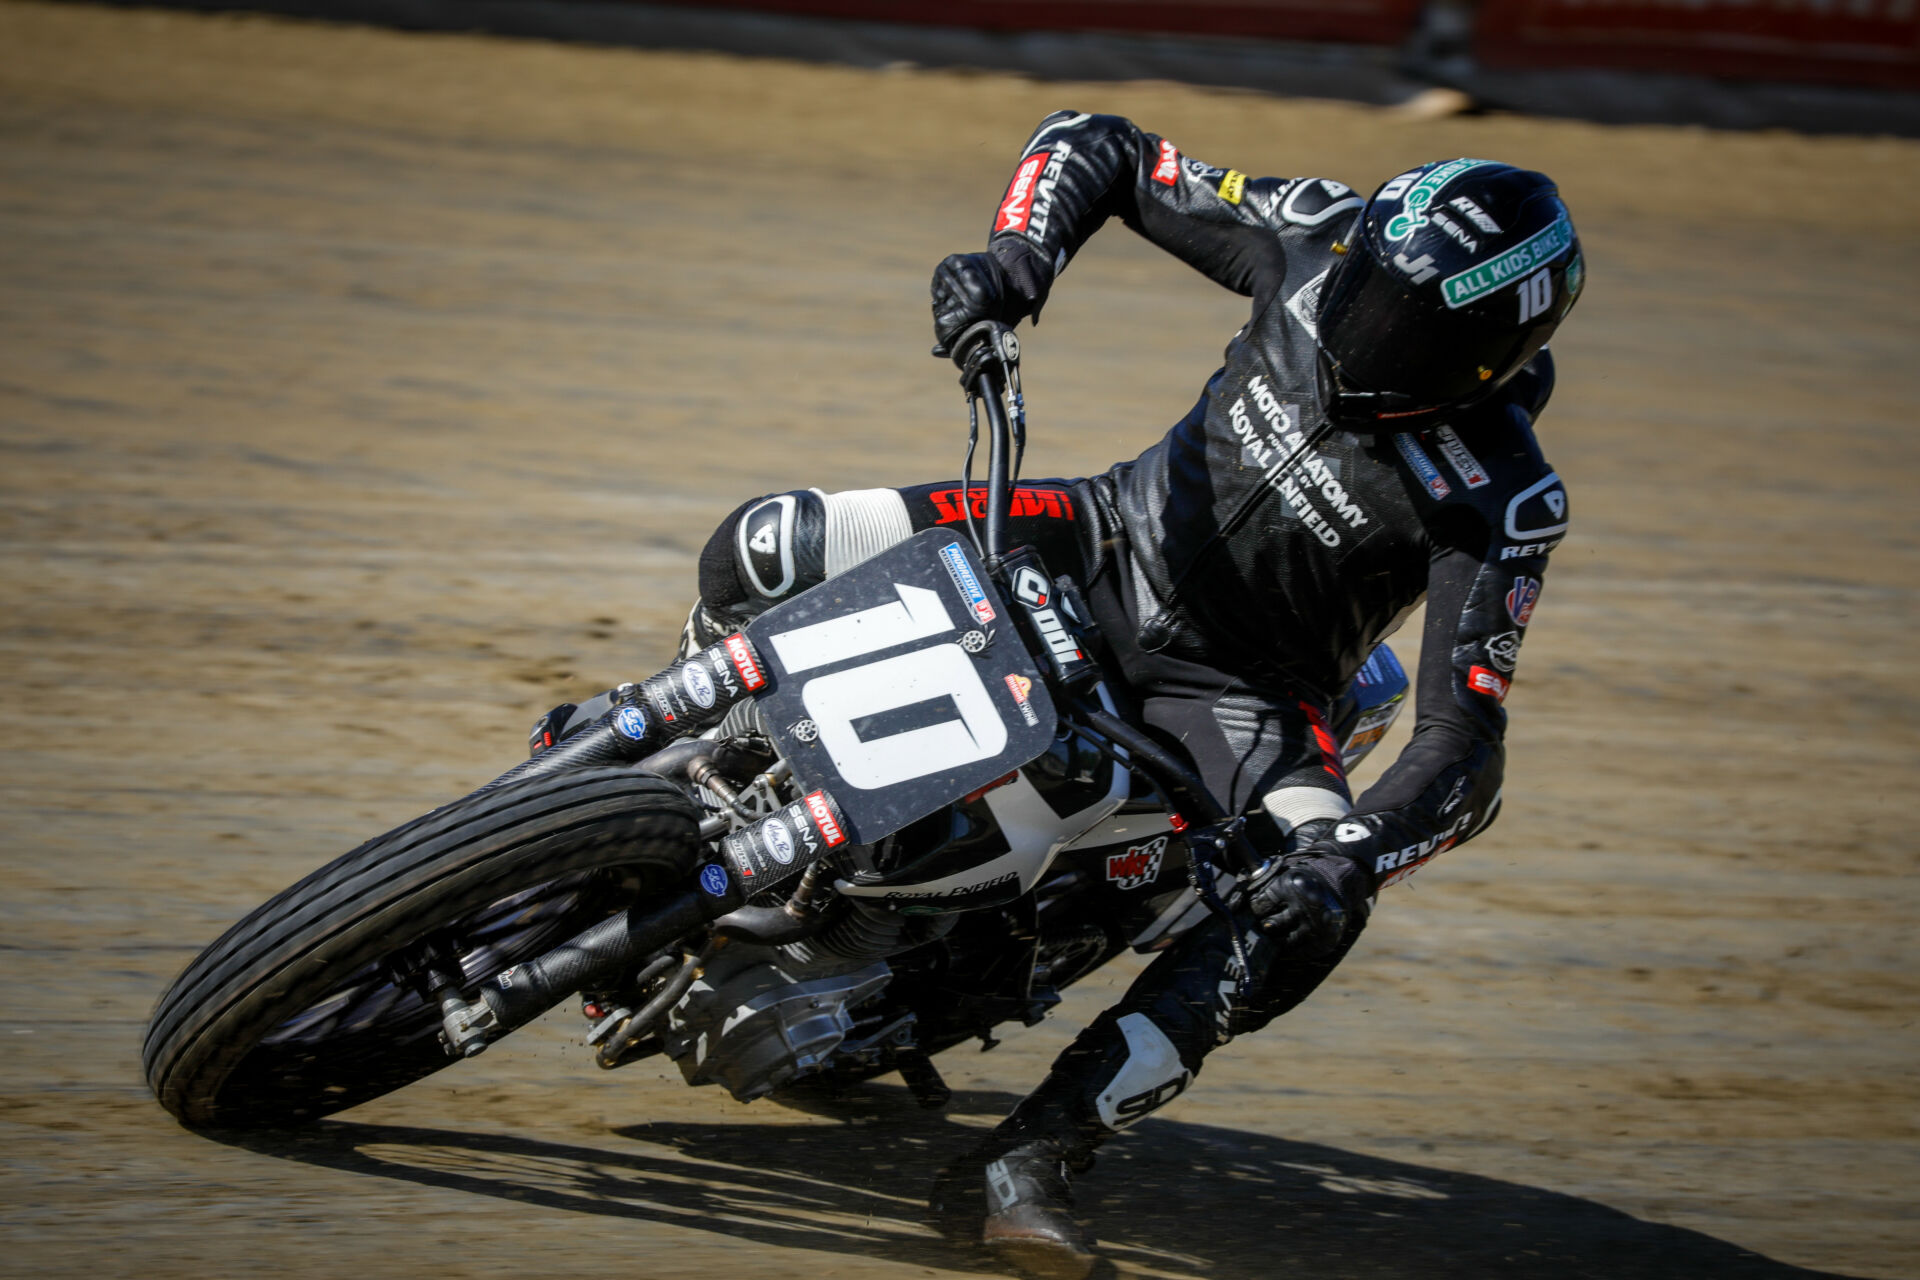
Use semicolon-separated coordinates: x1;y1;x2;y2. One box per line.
930;252;1021;357
1247;853;1369;957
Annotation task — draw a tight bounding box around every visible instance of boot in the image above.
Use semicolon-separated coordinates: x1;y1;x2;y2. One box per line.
930;1138;1096;1280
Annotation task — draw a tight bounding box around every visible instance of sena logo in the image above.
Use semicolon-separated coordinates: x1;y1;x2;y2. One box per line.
803;790;846;847
1468;665;1510;702
724;633;766;691
1152;138;1179;185
996;152;1048;234
1106;836;1167;890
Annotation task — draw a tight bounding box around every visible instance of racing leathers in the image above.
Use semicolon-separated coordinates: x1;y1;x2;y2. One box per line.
967;109;1566;904
692;112;1571;1222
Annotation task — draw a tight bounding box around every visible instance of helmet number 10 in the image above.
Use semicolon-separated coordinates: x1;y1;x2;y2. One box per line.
1516;268;1554;323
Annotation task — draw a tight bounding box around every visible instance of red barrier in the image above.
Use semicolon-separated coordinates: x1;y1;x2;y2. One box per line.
1475;0;1920;91
680;0;1426;48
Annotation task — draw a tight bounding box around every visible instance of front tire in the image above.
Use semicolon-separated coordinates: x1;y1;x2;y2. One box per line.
143;767;700;1128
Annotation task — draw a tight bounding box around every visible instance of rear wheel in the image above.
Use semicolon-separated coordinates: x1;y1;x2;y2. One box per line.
143;767;701;1128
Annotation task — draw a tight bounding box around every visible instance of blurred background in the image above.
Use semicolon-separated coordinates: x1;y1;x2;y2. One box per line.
1;2;1915;1278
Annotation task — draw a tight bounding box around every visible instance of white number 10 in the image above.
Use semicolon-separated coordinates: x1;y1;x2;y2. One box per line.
769;581;1010;791
1517;268;1554;323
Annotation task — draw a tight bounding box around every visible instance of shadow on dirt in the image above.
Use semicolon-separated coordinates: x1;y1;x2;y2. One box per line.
219;1086;1859;1280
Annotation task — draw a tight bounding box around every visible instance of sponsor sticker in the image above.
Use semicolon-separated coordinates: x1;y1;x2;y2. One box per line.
928;486;1075;525
723;632;766;691
803;790;847;847
1450;195;1502;234
1284;268;1328;339
1383;158;1489;241
938;541;997;625
1394;433;1451;500
1485;631;1522;673
1433;426;1489;487
1152;138;1180;185
1005;672;1040;727
722;831;756;880
612;706;649;741
1373;813;1473;886
1012;566;1049;609
1504;472;1569;542
762;817;796;866
681;661;717;709
1217;170;1247;205
1106;836;1167;890
1468;664;1511;702
996;152;1048;234
1505;576;1542;627
1441;214;1575;310
698;863;730;896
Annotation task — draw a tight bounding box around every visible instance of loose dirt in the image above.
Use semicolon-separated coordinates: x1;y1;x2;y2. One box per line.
1;4;1915;1277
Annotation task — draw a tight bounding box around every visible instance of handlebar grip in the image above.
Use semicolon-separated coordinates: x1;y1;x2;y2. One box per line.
948;319;1020;376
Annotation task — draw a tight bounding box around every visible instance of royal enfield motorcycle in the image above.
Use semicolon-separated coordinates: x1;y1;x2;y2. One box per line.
142;323;1407;1129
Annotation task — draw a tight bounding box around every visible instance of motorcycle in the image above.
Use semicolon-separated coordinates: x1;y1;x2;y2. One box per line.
142;322;1408;1131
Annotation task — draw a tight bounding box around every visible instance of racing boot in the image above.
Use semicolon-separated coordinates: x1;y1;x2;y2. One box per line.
930;1136;1096;1280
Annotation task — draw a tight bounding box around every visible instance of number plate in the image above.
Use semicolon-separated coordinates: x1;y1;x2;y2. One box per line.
744;530;1056;844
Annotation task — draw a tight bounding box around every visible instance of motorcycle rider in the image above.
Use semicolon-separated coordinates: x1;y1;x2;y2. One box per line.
685;111;1581;1277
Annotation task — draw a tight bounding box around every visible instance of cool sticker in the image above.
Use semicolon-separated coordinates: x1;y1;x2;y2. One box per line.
1383;159;1490;241
1440;215;1574;310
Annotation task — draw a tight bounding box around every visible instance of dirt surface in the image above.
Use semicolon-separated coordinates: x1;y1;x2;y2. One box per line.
2;4;1917;1277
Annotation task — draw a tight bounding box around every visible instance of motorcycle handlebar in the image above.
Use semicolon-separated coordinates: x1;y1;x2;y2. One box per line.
948;320;1023;559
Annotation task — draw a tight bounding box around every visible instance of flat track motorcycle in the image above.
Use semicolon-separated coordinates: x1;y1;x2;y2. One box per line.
143;323;1408;1129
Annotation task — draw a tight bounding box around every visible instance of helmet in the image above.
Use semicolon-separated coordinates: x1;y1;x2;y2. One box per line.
1316;159;1584;429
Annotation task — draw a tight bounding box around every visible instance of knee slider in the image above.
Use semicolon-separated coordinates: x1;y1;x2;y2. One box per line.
698;489;827;622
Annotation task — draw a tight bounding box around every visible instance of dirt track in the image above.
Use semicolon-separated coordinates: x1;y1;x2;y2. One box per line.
1;4;1916;1277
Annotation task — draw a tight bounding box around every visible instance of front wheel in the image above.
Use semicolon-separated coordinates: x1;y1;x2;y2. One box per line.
143;767;701;1128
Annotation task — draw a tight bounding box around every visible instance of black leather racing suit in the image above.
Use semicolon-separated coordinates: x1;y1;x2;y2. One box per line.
953;111;1570;1154
981;112;1567;903
695;111;1571;1156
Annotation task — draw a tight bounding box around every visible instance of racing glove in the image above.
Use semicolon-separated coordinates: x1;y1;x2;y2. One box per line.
930;252;1026;357
1247;841;1373;957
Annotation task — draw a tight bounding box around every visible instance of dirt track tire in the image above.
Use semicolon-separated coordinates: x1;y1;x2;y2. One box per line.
142;767;701;1129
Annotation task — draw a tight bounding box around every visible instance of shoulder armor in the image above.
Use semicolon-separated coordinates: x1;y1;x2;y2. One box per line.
1269;177;1365;229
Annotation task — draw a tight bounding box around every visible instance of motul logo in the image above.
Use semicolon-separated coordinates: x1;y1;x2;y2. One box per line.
1152;139;1180;185
996;152;1048;233
724;633;765;691
803;790;846;847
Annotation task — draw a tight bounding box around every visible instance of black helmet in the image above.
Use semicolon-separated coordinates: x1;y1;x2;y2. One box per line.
1316;159;1584;429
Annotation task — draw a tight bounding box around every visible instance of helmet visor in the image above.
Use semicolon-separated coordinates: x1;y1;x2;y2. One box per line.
1319;246;1540;416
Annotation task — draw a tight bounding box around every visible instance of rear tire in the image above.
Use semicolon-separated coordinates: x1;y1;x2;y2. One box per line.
143;767;701;1128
